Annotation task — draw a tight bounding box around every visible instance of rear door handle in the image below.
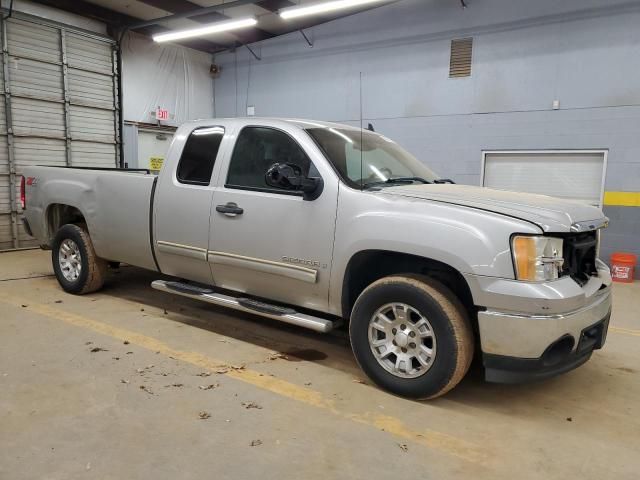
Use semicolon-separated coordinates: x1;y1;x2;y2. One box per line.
216;202;244;217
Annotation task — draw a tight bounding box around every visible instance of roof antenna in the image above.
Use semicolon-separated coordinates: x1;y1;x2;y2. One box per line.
367;123;375;132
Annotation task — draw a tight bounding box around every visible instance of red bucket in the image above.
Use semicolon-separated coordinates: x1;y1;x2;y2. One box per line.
611;252;637;283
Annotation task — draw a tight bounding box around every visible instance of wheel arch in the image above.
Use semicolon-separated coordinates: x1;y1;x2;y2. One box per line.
341;250;477;325
45;203;88;243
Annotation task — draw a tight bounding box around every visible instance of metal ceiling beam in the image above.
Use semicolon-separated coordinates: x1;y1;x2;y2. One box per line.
28;0;226;52
255;0;295;12
138;0;278;48
129;0;261;29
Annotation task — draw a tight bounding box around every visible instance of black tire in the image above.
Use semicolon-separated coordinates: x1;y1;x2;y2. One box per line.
52;224;107;294
349;275;474;399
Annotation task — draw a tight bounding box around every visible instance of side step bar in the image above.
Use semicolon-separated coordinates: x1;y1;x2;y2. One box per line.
151;280;336;333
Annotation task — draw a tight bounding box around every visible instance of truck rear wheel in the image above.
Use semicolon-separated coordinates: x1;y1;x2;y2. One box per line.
52;224;107;294
349;275;474;399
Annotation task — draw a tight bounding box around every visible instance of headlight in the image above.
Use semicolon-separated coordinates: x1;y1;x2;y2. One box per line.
512;235;564;281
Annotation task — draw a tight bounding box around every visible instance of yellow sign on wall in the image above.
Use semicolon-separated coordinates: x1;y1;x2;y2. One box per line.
149;156;164;171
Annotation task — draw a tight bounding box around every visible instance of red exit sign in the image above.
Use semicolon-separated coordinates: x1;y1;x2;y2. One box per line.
155;107;169;121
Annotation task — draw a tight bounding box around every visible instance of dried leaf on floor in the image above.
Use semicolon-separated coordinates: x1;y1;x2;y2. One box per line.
196;372;211;377
250;439;262;447
398;444;408;453
54;300;63;304
199;383;220;390
139;385;154;395
120;379;129;384
269;352;288;361
165;383;184;388
352;379;366;384
112;357;120;360
198;411;211;420
241;401;263;410
90;347;107;353
123;340;130;345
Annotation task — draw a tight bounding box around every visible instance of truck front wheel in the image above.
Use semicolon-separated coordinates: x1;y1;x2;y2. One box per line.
349;275;474;399
52;224;107;294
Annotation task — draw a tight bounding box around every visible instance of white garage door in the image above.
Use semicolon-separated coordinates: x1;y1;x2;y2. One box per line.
0;15;120;250
482;150;606;207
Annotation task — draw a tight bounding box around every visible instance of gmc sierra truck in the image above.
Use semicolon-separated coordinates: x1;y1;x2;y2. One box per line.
21;118;612;399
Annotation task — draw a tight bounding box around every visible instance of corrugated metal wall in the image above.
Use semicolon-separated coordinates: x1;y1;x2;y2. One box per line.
0;15;119;250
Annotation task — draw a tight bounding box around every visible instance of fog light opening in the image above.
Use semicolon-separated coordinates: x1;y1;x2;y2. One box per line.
541;335;575;367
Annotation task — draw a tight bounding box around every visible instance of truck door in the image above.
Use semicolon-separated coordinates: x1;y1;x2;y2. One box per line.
209;125;338;312
153;125;227;285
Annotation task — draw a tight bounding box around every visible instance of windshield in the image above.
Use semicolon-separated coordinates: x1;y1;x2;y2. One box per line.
305;127;440;189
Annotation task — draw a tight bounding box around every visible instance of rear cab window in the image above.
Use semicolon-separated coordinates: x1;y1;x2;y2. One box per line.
176;126;225;185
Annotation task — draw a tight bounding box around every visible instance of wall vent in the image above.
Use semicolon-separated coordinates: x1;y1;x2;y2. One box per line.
449;37;473;78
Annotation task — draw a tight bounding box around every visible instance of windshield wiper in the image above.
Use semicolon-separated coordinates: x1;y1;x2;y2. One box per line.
434;178;455;184
364;177;431;189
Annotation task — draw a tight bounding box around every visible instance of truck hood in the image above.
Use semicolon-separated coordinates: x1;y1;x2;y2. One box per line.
381;184;607;232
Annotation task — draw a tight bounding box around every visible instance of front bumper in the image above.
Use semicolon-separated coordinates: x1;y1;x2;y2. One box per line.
468;262;612;383
483;312;610;383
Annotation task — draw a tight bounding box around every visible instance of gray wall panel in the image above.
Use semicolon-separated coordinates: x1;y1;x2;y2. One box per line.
212;0;640;272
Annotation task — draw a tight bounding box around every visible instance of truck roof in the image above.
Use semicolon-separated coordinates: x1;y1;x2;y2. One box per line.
180;117;362;132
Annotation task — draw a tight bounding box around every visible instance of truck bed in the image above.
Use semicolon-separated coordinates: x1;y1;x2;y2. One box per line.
23;166;159;271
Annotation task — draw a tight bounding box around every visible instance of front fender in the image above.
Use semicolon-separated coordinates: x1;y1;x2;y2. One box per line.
328;185;541;315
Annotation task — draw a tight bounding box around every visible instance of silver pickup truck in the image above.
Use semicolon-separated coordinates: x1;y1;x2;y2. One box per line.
21;118;612;398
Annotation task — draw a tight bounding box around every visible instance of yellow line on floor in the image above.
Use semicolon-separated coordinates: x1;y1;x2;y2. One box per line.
0;293;490;466
610;326;640;337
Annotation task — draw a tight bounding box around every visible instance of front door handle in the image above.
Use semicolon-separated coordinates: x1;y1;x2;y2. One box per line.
216;202;244;217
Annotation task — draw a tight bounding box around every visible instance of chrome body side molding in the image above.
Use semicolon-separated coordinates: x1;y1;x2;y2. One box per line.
208;251;318;284
156;240;208;261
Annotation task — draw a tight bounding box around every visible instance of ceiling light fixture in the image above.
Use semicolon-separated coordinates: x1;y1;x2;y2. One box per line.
153;17;258;43
280;0;387;20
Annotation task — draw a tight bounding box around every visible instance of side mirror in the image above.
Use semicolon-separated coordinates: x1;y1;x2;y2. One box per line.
265;163;323;201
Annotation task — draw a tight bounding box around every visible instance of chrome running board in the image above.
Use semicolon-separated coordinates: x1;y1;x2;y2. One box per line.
151;280;336;333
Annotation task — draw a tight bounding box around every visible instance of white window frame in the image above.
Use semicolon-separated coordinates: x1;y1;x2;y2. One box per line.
480;149;608;208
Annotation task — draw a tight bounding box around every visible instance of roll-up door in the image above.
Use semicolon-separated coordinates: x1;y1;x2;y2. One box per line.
482;150;607;208
0;15;119;250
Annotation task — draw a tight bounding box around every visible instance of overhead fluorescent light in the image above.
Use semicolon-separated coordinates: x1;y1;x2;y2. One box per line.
280;0;387;20
153;17;257;43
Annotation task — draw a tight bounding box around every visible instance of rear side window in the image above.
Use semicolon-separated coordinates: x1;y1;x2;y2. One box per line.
176;126;225;185
226;126;316;192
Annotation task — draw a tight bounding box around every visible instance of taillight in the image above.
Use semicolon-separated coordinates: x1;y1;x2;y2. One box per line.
20;175;25;210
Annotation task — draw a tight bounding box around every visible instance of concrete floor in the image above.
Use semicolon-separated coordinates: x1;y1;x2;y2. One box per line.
0;250;638;480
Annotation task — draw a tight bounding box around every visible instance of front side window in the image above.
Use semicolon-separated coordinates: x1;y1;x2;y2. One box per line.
305;127;439;189
176;126;225;185
226;127;318;192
